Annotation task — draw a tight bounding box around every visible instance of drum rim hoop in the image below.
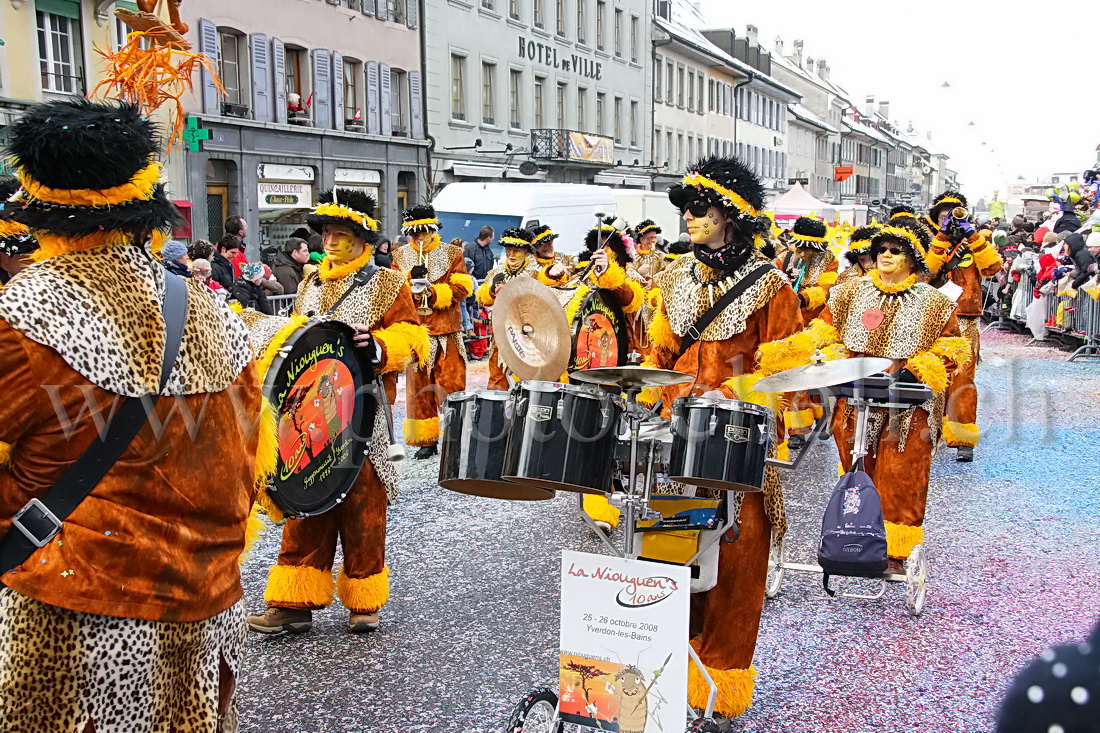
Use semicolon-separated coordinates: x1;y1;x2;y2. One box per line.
517;380;607;399
261;317;350;392
446;389;512;403
673;395;774;417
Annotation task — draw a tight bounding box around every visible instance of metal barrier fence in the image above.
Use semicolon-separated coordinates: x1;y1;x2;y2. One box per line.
983;273;1100;361
267;294;297;317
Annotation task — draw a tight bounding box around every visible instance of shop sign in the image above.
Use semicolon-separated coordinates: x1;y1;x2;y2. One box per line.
258;181;312;209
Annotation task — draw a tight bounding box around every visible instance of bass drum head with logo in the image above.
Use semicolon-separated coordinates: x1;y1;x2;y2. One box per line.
668;396;773;493
438;390;554;501
569;287;628;373
264;320;376;516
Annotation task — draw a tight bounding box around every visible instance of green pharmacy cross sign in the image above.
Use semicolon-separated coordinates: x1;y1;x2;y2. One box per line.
182;117;211;152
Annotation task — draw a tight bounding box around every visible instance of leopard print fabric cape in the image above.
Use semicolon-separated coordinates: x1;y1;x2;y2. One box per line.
655;252;788;341
829;276;956;359
0;587;246;733
0;244;251;397
392;242;461;284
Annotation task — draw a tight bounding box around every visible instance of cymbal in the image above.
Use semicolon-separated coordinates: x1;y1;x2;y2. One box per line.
570;365;695;389
492;277;571;381
753;356;893;393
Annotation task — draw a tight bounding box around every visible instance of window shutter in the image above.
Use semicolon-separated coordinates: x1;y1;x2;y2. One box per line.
198;18;221;114
272;38;287;124
362;0;375;15
379;63;392;136
249;34;271;121
312;49;333;129
332;51;345;131
406;0;418;28
386;0;396;21
366;61;381;134
409;69;424;139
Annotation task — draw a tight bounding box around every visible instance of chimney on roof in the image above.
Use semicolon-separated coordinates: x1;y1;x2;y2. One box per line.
792;39;804;66
864;95;875;117
745;24;758;46
806;56;814;73
816;58;828;81
907;120;915;133
877;100;890;120
775;37;784;56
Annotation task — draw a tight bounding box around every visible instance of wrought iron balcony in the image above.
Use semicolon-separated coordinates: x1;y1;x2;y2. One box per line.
530;128;615;166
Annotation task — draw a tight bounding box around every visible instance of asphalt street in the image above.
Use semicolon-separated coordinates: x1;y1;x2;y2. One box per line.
237;330;1100;732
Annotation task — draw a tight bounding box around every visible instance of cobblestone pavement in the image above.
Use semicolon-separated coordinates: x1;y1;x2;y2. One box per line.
237;330;1100;732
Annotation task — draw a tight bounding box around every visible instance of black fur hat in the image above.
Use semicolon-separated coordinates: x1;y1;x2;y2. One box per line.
307;188;380;244
580;217;630;264
929;191;967;223
6;99;180;237
869;220;931;274
635;219;661;237
667;156;771;242
528;223;558;246
499;227;534;251
791;216;829;250
889;205;917;220
844;223;881;265
0;176;35;257
400;204;440;235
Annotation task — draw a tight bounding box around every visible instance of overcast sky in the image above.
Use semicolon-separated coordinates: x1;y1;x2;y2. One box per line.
699;0;1100;199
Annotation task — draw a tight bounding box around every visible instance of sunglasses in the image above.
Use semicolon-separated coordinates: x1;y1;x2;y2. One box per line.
882;246;906;256
679;200;711;217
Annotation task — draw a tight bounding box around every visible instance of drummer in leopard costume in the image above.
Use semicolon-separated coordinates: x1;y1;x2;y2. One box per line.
392;204;474;459
644;156;805;718
766;220;970;568
248;188;428;635
0;99;271;731
632;219;666;283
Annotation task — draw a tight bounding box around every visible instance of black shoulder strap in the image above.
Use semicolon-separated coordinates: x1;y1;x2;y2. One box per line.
929;242;969;288
0;272;189;574
677;264;772;357
323;261;378;317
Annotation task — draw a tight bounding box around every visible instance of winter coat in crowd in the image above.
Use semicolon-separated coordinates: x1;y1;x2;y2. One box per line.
230;277;273;315
271;250;305;295
464;240;497;280
373;248;392;269
211;252;236;290
1064;234;1099;290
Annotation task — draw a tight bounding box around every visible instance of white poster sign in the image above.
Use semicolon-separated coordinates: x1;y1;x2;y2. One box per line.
559;551;689;733
258;181;312;210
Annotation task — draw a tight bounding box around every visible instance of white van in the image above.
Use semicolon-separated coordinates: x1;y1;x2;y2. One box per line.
433;183;618;260
611;189;682;240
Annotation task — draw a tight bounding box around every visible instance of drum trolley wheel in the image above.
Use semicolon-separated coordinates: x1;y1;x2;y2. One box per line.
762;392;933;616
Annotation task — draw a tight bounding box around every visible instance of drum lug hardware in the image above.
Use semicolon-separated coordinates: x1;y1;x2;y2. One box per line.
556;397;565;420
708;414;718;436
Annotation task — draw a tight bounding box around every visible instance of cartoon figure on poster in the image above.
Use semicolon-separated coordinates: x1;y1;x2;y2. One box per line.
559;652;672;732
277;359;354;475
571;290;627;372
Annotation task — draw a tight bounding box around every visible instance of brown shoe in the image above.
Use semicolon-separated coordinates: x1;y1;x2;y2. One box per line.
348;611;380;633
884;558;905;578
247;606;313;634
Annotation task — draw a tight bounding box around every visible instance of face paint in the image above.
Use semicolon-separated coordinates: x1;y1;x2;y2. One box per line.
505;247;528;269
323;225;362;263
412;231;431;248
876;246;913;279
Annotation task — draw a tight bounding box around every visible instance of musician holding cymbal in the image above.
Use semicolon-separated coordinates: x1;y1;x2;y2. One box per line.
476;227;543;390
392;205;475;459
763;220;970;572
645;156;805;718
528;223;574;285
248;189;429;635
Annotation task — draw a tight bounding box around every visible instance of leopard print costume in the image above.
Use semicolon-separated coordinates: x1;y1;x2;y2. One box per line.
781;247;835;292
392;241;462;284
0;244;251;396
0;587;245;732
655;253;787;341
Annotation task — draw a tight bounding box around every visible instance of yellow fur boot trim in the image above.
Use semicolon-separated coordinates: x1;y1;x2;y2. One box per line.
884;521;924;560
430;282;455;310
265;564;334;608
942;420;979;447
373;322;430;373
337;566;390;613
687;639;757;718
583;494;621;528
240;505;266;565
403;416;441;446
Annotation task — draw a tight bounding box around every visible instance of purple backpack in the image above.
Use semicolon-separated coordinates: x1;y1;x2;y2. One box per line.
817;470;888;594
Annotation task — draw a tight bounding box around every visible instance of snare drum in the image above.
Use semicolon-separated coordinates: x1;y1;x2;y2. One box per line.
668;396;774;492
438;390;553;501
502;381;622;494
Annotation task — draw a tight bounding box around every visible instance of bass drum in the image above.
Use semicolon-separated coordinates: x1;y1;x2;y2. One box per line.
244;312;376;517
668;396;773;493
438;390;553;501
560;286;628;373
502;381;621;495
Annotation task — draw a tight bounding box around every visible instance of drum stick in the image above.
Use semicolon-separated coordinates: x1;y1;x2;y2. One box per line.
374;375;405;462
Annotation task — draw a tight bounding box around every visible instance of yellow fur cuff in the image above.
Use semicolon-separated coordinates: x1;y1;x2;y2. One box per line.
757;330;816;376
971;240;1003;276
648;287;662;309
905;351;949;394
721;372;785;413
374;322;430;373
265;564;334;608
583;494;621;525
925;246;947;275
448;272;474;298
806;318;840;348
593;260;628;291
784;407;815;431
430;282;455;310
537;266;566;286
801;286;827;311
884;521;924;560
687;639;757;718
943;420;979;447
475;281;494;306
776;440;790;462
647;307;680;351
336;566;390;613
621;277;645;314
931;336;972;369
818;271;838;287
403;416;440;446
